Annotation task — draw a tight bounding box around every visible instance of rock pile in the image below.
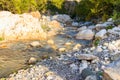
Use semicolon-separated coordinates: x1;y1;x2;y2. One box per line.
0;11;64;40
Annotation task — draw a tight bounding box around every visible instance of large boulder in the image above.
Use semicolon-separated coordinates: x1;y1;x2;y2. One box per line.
108;27;120;35
95;29;107;39
103;58;120;80
76;29;94;40
30;11;41;19
48;20;63;31
95;21;113;29
0;11;12;17
52;14;71;23
0;11;47;40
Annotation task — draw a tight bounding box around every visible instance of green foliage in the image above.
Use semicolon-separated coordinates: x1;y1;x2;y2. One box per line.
102;13;109;22
114;19;120;26
41;24;51;32
36;0;47;13
47;0;65;14
0;0;37;14
106;26;113;30
0;37;4;41
0;78;6;80
74;0;115;21
93;38;101;46
75;0;92;20
112;10;120;20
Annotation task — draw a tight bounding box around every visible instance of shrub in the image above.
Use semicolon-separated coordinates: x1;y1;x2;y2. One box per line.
47;0;65;14
106;26;113;30
75;0;92;21
0;0;37;14
93;38;101;46
36;0;47;13
0;37;4;41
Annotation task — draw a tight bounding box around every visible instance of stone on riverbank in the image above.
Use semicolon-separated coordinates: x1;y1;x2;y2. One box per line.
76;29;94;40
52;14;71;23
103;58;120;80
95;29;107;39
0;11;46;40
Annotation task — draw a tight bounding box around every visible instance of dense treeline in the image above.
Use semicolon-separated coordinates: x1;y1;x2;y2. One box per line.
0;0;120;21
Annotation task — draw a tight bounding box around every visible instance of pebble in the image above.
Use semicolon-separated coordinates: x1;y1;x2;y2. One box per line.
70;63;79;71
47;39;55;45
76;54;98;61
73;44;81;51
79;60;88;73
64;42;72;46
27;57;37;64
58;48;66;52
30;41;41;47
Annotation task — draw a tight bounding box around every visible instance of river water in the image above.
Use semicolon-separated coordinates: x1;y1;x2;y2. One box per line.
0;27;91;78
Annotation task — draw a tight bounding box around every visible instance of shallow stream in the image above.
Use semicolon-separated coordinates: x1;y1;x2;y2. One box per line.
0;27;91;78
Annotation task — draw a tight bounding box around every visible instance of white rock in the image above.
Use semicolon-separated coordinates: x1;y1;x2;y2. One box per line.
103;42;109;46
90;47;95;51
108;27;120;35
77;26;87;31
0;11;47;40
28;57;37;64
52;14;71;23
72;22;79;26
47;39;54;45
30;41;41;47
107;18;113;22
73;44;81;51
95;21;113;28
70;63;79;71
58;48;66;52
95;29;107;38
103;59;120;80
108;43;116;50
95;23;106;28
85;75;97;80
65;42;72;46
96;46;103;52
76;29;94;40
76;54;98;60
88;25;95;29
103;21;113;26
107;40;120;50
0;11;12;17
79;60;88;73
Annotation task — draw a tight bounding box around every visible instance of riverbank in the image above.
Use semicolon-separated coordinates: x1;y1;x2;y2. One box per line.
0;11;120;80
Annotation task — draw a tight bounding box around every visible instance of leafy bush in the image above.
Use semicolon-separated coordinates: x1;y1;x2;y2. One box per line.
75;0;92;20
0;0;37;14
36;0;47;13
47;0;65;14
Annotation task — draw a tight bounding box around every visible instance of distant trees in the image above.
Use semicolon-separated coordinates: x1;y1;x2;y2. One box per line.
0;0;37;13
0;0;120;20
75;0;120;21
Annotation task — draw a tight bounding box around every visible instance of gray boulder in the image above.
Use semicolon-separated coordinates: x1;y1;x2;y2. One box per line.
103;58;120;80
76;29;94;40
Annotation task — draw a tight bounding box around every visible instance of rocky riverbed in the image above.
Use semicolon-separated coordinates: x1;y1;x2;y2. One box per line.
0;11;120;80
